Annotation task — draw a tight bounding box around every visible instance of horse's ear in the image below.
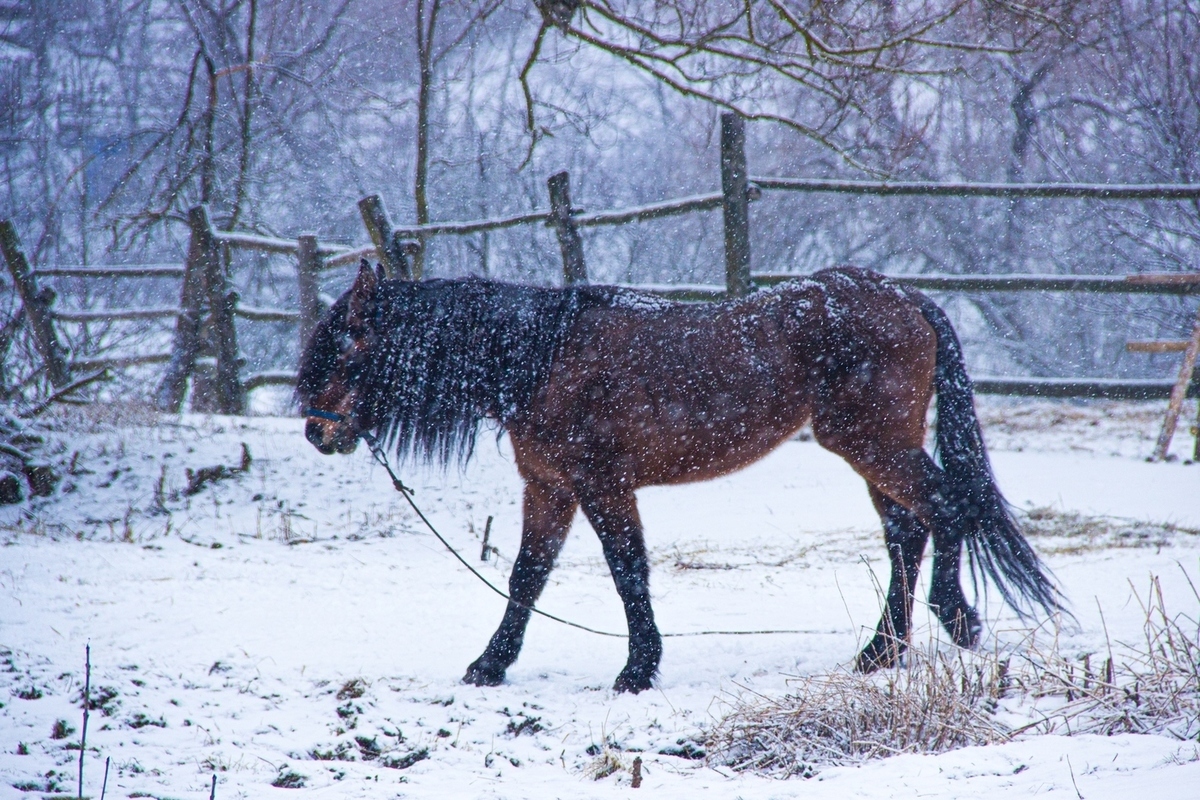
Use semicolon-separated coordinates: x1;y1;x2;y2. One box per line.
375;262;386;282
347;259;377;328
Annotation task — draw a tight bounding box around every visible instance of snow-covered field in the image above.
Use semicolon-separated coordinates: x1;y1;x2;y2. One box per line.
1;397;1198;799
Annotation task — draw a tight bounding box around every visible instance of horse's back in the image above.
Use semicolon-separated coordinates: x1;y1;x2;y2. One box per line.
522;284;820;487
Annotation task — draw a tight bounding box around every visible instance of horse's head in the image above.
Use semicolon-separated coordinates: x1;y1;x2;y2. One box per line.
296;260;384;455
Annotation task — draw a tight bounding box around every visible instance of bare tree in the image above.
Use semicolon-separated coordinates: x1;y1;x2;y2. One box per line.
515;0;1069;171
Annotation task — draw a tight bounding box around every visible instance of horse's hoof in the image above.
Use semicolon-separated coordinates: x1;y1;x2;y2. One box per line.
463;659;506;687
855;638;903;672
945;606;982;649
612;666;655;694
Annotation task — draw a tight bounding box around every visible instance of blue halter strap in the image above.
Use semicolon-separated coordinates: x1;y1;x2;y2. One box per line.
304;407;346;423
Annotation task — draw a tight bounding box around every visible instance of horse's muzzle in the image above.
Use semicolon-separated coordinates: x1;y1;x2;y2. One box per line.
305;418;359;455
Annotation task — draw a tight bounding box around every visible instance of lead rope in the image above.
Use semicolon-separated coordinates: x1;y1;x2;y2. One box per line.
362;431;835;639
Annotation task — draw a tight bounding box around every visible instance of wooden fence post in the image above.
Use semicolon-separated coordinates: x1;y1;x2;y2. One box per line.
158;207;242;414
547;171;587;285
0;220;72;387
155;211;211;411
1194;379;1200;463
200;210;245;415
1150;304;1200;461
720;113;752;297
394;235;423;281
358;195;410;279
297;234;322;353
156;215;208;411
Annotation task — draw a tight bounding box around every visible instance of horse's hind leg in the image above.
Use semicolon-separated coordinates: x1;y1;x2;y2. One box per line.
863;451;980;655
856;486;930;671
813;430;980;668
928;515;981;651
463;480;576;687
576;489;662;694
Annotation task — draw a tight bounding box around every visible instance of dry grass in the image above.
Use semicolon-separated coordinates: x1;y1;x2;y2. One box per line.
1010;573;1200;740
1018;506;1200;555
584;747;631;781
39;400;163;433
975;398;1165;438
707;571;1200;778
707;650;1009;777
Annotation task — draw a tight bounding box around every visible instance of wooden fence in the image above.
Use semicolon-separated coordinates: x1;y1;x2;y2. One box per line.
3;113;1200;415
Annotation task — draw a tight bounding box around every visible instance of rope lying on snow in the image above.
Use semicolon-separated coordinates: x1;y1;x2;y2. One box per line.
363;431;844;640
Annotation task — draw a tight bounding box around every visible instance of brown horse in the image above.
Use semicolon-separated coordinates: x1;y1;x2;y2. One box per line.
298;262;1061;693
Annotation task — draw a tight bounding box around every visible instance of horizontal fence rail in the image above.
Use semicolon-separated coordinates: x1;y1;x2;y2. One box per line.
325;245;377;269
234;305;300;324
212;230;349;258
383;192;731;239
750;178;1200;200
392;210;550;238
756;272;1200;295
972;377;1199;400
576;192;726;227
243;370;303;392
71;352;173;371
52;307;181;322
33;266;185;278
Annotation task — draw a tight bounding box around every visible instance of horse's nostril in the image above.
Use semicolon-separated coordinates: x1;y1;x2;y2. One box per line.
305;420;328;448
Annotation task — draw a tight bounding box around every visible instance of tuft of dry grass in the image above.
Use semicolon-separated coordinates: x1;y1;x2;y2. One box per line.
1009;573;1200;740
707;571;1200;778
707;650;1008;777
584;747;630;781
975;398;1164;439
1018;506;1199;555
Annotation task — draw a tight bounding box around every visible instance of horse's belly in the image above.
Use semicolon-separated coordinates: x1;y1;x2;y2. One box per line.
624;395;807;485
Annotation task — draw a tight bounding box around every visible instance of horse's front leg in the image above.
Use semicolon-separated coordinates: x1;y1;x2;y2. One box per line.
463;480;576;687
577;489;662;694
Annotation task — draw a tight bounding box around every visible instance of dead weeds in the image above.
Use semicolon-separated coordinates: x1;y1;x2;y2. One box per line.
707;571;1200;777
1018;506;1199;555
707;650;1007;777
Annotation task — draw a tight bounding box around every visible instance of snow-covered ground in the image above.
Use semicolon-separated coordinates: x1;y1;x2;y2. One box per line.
1;397;1198;799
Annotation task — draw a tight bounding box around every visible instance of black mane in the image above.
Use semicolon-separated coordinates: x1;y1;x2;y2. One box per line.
359;278;611;466
296;292;351;402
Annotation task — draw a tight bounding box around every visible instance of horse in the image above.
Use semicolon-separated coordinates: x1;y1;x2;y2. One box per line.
297;261;1062;693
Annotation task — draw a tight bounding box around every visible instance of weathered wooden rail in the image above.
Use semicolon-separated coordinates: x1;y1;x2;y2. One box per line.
3;112;1199;428
748;177;1200;200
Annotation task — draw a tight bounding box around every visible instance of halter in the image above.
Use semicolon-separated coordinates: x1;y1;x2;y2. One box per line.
304;407;346;423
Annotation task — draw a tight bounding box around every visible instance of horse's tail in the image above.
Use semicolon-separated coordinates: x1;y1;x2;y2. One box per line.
911;291;1064;619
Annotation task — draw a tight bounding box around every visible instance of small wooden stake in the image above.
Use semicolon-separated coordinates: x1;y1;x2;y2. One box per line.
79;643;90;800
480;515;493;562
209;773;217;800
631;755;643;788
1150;305;1200;461
99;757;110;800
